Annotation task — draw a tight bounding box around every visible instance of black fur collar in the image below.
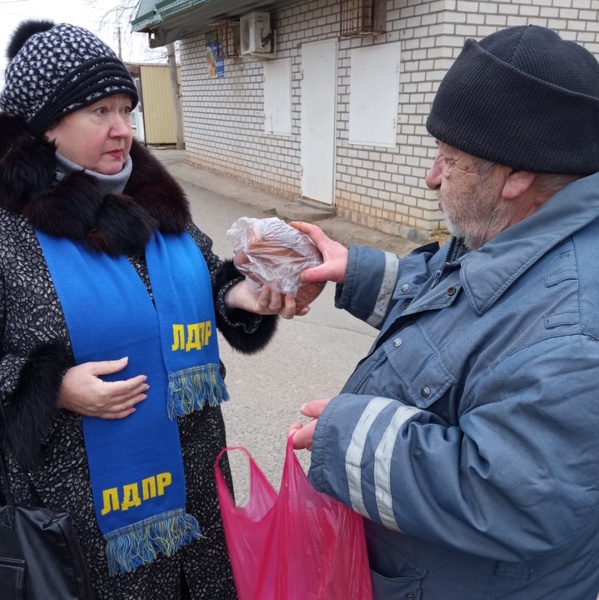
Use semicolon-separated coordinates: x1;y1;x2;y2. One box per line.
0;113;191;256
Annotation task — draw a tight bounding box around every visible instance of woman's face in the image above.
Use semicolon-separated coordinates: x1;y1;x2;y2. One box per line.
45;94;134;175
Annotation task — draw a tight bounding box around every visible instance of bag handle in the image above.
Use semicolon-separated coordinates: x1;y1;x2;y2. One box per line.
215;445;252;507
215;445;278;512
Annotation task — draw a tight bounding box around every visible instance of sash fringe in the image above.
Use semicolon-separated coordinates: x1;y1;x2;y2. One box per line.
167;363;230;418
105;510;202;576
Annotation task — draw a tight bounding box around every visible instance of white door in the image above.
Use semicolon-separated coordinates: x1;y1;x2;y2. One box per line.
301;39;337;205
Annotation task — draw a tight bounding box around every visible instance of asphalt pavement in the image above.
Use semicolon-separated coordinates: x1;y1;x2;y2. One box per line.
150;146;419;500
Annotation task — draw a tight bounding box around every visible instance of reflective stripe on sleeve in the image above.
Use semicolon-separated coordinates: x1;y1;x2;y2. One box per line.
375;405;421;530
366;253;400;327
345;397;421;525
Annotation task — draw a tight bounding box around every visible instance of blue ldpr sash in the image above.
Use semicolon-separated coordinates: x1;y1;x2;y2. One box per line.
35;230;229;575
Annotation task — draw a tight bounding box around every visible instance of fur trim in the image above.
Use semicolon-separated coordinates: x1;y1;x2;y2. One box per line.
88;194;158;255
125;143;191;234
3;342;73;471
213;260;278;354
0;114;191;255
0;117;57;211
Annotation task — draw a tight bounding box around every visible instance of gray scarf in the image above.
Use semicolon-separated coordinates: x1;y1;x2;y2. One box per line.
55;152;133;196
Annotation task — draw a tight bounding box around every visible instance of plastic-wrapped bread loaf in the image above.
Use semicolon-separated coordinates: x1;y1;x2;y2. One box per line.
226;217;326;310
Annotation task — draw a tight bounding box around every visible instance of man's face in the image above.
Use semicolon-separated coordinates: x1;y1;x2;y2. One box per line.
426;142;511;250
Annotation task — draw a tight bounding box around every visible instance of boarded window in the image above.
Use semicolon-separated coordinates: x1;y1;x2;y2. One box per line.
264;58;292;135
349;43;400;147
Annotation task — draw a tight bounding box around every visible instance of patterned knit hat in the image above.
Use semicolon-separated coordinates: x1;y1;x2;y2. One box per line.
426;25;599;174
0;20;139;137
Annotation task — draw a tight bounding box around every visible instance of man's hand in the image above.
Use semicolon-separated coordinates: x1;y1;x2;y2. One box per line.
290;222;349;284
288;398;332;450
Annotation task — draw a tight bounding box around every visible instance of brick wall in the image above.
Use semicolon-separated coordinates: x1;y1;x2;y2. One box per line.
180;0;599;243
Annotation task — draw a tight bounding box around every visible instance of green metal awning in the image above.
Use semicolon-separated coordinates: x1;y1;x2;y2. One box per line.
132;0;299;47
131;0;213;32
157;0;207;18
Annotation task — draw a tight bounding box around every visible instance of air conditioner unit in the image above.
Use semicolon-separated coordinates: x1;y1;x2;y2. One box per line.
240;12;272;55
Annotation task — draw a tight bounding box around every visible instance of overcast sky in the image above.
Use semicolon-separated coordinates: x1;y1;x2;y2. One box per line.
0;0;166;84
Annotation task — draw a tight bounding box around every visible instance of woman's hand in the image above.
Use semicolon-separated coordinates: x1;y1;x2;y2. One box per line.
290;222;349;284
59;357;149;419
226;280;309;319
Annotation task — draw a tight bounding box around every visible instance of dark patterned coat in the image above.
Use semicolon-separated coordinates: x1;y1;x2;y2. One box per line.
0;114;277;599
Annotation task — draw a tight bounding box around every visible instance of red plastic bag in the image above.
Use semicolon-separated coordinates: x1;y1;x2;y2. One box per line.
215;438;373;600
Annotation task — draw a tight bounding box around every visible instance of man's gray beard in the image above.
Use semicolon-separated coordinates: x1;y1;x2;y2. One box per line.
442;213;475;249
441;198;513;251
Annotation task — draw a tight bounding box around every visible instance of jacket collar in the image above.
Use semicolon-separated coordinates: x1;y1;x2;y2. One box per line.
0;113;191;256
459;172;599;314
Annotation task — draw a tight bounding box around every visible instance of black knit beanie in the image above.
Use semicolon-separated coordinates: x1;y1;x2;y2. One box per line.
0;20;139;138
426;25;599;174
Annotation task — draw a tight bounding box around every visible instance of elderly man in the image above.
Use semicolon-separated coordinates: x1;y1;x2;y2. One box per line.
289;25;599;600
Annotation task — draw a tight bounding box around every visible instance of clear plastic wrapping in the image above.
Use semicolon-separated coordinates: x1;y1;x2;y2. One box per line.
226;217;325;309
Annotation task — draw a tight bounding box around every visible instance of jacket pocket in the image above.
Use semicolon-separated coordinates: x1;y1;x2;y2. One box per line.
367;536;427;599
370;570;423;599
382;322;454;408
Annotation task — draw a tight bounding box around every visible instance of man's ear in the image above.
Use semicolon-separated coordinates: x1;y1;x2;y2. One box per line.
502;170;536;200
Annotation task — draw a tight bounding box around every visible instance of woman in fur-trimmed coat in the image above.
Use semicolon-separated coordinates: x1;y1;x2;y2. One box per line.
0;20;300;600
